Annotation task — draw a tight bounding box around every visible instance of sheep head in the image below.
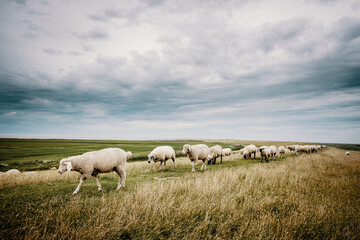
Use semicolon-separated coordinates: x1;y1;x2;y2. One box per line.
147;154;155;163
58;159;72;174
182;144;191;154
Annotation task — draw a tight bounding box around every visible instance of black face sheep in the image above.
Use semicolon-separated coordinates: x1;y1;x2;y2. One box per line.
207;145;223;165
278;146;285;158
182;144;210;172
147;146;176;170
58;148;131;195
242;144;257;159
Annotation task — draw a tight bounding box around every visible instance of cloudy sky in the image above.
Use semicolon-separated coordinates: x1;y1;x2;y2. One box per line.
0;0;359;143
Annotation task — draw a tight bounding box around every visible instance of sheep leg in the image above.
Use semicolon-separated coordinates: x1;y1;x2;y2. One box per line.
94;175;102;192
153;162;156;170
191;161;195;172
212;157;216;165
172;157;176;169
160;161;163;170
164;161;166;169
116;168;126;190
254;152;256;159
73;176;86;195
200;160;207;170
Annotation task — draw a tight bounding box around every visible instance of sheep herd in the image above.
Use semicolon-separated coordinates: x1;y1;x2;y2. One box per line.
53;143;326;194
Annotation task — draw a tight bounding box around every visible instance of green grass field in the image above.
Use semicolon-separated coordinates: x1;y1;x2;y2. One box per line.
0;138;241;171
0;139;359;239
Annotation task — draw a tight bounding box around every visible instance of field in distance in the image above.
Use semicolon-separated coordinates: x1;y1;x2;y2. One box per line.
0;138;241;171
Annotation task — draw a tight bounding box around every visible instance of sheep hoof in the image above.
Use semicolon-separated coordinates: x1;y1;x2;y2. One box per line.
98;189;102;192
73;192;78;195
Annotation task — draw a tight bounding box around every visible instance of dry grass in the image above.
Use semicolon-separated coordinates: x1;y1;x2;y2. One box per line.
1;147;359;239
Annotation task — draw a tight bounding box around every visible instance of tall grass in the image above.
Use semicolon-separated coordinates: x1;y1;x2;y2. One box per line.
1;147;359;239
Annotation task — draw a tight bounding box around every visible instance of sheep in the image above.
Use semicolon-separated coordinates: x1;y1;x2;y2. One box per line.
182;144;210;172
58;148;131;195
278;146;285;158
269;145;277;160
239;148;245;155
345;151;350;156
242;144;257;159
258;146;268;162
5;169;21;175
222;148;232;156
148;146;176;170
262;147;272;162
286;145;298;152
207;145;223;164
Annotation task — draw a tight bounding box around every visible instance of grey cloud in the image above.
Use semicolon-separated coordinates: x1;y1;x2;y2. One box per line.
72;29;109;40
42;48;62;55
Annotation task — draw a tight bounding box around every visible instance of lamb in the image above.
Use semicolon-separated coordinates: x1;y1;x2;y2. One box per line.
345;151;350;156
207;145;223;164
242;144;257;159
58;148;131;195
278;146;285;158
222;148;232;156
148;146;176;170
182;144;210;172
269;145;277;160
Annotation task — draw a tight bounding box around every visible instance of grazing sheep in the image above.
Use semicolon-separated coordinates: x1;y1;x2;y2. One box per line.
345;151;350;156
182;144;210;172
286;145;298;152
58;148;131;195
242;144;257;159
222;148;232;156
207;145;223;164
239;148;245;155
148;146;176;170
258;146;268;162
6;169;21;175
278;146;285;158
269;146;277;160
263;147;272;162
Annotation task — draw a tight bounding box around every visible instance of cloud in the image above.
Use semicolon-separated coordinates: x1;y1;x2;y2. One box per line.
42;48;62;55
0;0;359;142
72;28;109;40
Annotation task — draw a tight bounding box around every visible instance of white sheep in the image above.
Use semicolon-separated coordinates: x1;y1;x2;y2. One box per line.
278;146;285;158
258;146;268;162
242;144;257;159
269;145;277;160
148;146;176;170
345;151;350;156
207;145;223;164
5;169;21;175
222;148;232;156
58;148;131;195
182;144;210;172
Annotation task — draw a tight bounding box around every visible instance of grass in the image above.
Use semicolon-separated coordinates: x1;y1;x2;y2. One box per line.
0;140;359;239
0;138;239;171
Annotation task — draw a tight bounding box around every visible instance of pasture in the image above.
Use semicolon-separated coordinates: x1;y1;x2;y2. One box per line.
0;139;359;239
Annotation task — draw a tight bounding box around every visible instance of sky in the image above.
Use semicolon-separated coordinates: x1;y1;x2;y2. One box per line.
0;0;359;143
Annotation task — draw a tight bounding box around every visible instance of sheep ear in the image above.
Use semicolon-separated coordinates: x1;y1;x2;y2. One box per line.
66;162;72;171
188;146;192;152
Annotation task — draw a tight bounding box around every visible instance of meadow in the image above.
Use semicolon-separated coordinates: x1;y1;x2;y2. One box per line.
0;139;359;239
